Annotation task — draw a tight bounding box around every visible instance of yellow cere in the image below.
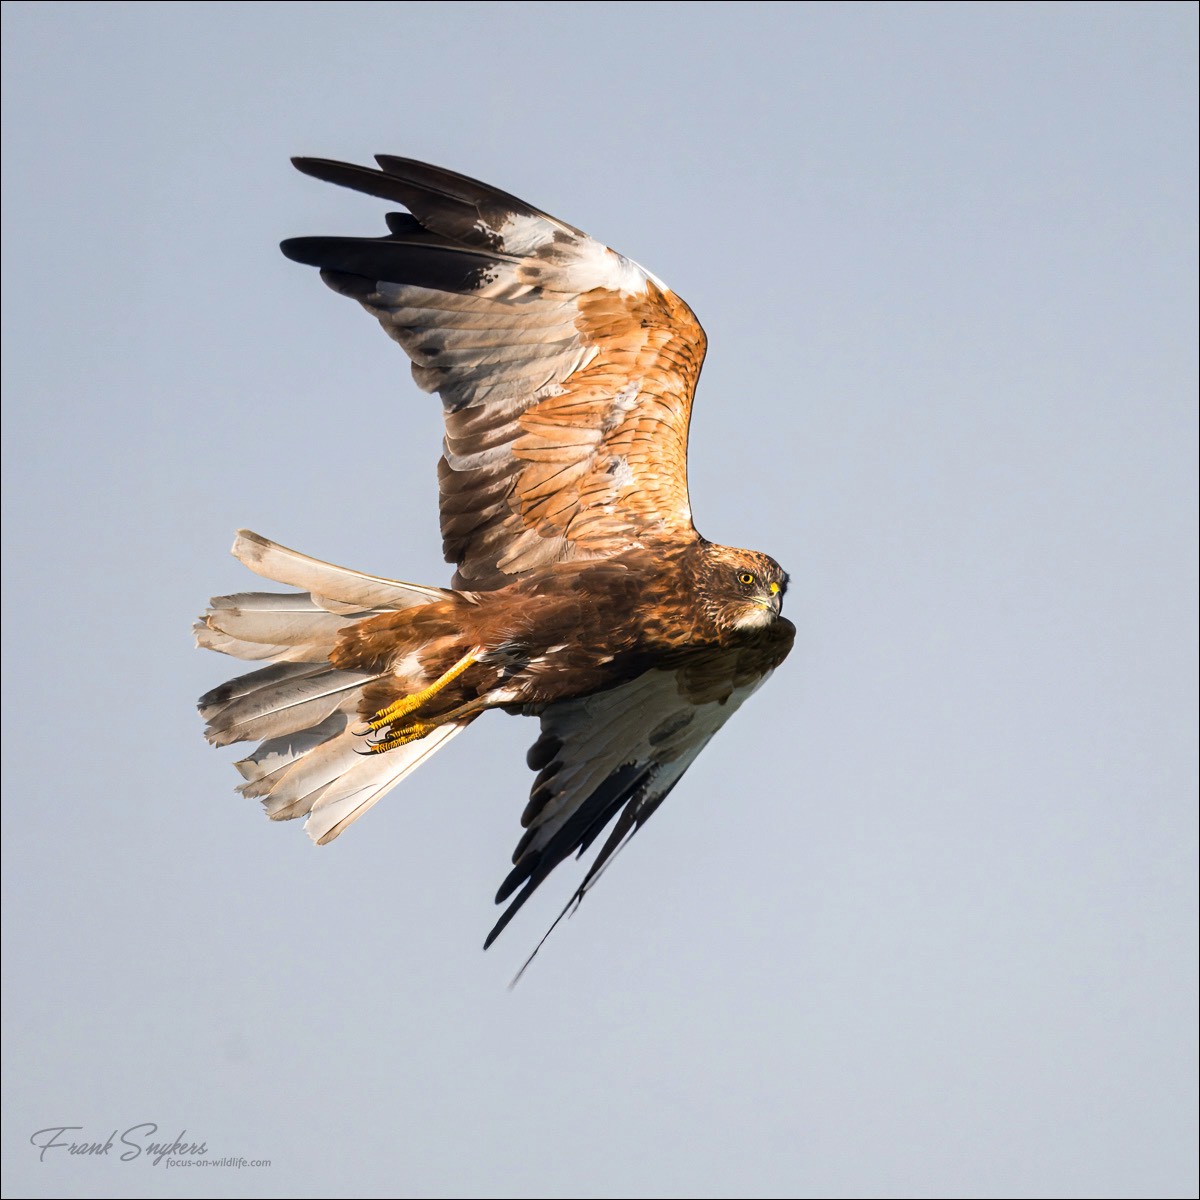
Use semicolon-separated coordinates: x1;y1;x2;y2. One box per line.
769;581;780;595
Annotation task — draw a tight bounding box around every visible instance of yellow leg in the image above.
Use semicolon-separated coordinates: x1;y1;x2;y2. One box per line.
367;648;480;731
429;694;492;724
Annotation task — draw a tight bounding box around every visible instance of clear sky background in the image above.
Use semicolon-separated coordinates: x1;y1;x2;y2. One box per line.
2;3;1196;1198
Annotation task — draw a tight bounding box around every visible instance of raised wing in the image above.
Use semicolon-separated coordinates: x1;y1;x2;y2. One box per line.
281;156;707;589
489;644;788;974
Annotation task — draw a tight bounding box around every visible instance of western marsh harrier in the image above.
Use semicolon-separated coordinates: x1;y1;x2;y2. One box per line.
196;156;794;965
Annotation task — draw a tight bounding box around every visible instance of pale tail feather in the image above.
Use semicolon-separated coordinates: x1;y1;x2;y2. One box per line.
199;663;378;748
193;627;300;662
204;592;370;645
201;660;470;841
201;661;327;712
231;529;460;610
195;530;464;663
304;722;469;845
235;712;347;786
194;590;390;663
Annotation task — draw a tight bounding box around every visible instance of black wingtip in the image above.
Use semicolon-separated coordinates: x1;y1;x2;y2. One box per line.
482;883;529;951
290;155;357;181
279;235;499;292
279;236;314;265
506;889;583;986
290;156;350;186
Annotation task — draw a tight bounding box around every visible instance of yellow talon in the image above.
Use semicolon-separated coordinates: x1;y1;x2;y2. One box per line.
364;721;436;754
368;649;480;731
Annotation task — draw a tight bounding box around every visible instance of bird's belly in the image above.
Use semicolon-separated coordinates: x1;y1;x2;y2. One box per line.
486;638;652;710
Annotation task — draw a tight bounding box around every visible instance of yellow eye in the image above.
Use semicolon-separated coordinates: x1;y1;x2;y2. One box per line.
738;572;755;586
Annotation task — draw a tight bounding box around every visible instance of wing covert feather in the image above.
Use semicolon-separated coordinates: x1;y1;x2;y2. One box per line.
486;654;780;965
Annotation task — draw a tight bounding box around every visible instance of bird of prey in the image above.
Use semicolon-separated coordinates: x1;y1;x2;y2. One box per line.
196;155;795;964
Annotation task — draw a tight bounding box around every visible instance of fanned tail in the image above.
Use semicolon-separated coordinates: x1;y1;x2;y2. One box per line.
195;531;475;843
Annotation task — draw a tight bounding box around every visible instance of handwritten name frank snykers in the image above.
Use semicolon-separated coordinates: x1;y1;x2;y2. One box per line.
31;1124;208;1166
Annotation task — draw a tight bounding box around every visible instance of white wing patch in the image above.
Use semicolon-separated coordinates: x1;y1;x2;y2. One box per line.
487;210;556;256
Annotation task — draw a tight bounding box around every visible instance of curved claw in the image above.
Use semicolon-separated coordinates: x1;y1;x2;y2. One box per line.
361;721;436;754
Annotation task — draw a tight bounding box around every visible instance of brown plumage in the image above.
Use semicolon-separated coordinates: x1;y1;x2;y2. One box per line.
195;156;794;968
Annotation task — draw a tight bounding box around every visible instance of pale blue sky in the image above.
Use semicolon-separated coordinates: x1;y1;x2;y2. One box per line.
2;3;1197;1198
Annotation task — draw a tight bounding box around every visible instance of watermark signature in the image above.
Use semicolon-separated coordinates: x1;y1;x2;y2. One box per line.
29;1124;270;1169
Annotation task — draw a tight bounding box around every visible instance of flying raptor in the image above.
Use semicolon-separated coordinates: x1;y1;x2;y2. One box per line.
196;155;795;964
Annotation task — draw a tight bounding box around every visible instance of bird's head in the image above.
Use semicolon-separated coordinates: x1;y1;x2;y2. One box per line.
697;544;790;633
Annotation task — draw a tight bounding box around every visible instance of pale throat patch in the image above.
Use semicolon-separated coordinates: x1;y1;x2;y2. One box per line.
731;603;776;631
